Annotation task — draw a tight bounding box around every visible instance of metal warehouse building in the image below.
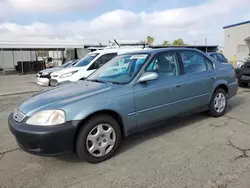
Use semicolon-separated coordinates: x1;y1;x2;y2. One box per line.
223;20;250;63
0;37;103;74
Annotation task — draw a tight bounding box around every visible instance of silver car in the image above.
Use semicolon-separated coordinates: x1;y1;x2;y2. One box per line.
9;48;238;163
36;60;78;86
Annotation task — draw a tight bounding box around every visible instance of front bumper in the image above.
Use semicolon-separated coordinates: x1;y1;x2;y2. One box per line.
36;77;50;86
8;113;79;156
50;79;70;87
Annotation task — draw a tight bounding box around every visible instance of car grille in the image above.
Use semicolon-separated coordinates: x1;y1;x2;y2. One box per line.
40;73;51;79
37;72;51;79
13;108;26;122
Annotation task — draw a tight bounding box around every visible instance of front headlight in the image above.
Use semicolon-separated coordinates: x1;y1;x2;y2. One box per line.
42;72;49;75
26;110;66;126
60;71;78;78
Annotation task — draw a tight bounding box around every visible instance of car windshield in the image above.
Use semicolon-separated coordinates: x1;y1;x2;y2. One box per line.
87;53;150;85
61;60;75;68
74;53;99;67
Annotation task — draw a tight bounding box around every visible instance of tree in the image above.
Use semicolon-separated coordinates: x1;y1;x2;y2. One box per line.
147;36;154;45
172;38;185;46
162;40;170;46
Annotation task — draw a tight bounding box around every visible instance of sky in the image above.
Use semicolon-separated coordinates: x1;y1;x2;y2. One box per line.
0;0;250;46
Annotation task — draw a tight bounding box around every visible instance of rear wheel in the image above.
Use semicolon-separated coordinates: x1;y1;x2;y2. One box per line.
209;88;227;117
76;115;121;163
238;82;248;87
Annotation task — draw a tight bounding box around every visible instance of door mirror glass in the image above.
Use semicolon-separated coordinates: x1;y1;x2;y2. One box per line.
137;72;158;84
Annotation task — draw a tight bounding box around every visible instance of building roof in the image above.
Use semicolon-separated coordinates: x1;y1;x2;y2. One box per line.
223;20;250;29
0;37;100;49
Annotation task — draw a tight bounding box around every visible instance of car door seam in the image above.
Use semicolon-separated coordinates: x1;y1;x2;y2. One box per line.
128;93;210;116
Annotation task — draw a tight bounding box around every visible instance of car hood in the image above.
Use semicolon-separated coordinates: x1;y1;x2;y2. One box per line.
19;81;117;116
40;67;63;73
51;67;85;76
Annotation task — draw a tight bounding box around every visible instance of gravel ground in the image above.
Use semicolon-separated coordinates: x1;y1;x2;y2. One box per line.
0;75;250;188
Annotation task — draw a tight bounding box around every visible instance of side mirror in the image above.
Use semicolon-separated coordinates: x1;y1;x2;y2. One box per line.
137;72;158;84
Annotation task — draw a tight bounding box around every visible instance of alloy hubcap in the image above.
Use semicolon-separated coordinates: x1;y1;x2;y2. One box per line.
86;124;116;157
214;93;226;113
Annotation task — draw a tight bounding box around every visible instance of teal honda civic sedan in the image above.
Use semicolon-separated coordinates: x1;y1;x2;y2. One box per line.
8;48;238;163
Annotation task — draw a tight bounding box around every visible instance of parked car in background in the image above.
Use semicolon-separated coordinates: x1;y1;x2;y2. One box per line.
9;48;238;164
36;59;78;86
207;52;228;63
50;48;146;86
235;57;250;87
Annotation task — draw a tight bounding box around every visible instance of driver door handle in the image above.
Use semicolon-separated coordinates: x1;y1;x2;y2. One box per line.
175;84;182;88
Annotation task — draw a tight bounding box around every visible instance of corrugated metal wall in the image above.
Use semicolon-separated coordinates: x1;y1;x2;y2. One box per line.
224;23;250;62
0;51;37;70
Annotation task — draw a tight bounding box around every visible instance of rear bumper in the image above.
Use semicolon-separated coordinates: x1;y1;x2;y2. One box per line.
8;113;79;156
228;81;238;99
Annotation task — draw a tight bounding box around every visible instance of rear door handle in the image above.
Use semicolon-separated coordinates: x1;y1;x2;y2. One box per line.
176;84;182;88
210;76;216;80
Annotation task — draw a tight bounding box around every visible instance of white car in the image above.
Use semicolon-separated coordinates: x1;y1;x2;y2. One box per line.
36;59;78;86
50;48;145;86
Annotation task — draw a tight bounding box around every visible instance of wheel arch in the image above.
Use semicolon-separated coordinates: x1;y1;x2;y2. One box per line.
215;84;228;94
210;82;229;102
73;109;125;151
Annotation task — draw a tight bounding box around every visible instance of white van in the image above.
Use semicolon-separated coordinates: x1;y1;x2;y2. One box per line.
50;48;145;86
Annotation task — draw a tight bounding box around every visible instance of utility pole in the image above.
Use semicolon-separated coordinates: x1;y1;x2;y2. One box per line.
205;37;208;53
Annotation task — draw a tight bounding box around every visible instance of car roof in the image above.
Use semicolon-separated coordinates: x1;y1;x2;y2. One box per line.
89;48;146;55
119;47;205;55
207;52;221;55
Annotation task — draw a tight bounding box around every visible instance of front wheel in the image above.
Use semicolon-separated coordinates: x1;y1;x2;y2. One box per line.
76;115;121;163
209;89;227;117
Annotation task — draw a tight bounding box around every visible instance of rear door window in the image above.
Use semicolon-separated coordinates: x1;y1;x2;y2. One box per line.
210;54;217;60
216;53;226;62
178;51;214;74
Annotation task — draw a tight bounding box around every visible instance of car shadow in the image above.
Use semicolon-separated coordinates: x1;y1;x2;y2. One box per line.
118;112;208;155
55;112;209;163
118;96;245;155
226;95;246;113
54;153;82;163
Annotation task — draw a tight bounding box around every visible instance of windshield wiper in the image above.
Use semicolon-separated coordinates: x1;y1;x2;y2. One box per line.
107;81;125;85
86;79;109;84
87;79;124;85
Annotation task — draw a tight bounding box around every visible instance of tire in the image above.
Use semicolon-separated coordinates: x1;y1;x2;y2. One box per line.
238;82;248;87
209;88;227;117
76;115;121;163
